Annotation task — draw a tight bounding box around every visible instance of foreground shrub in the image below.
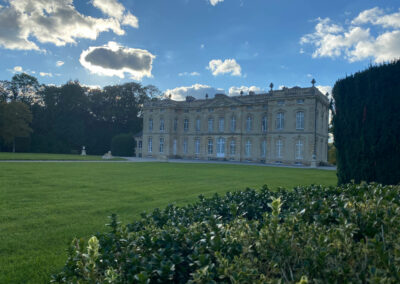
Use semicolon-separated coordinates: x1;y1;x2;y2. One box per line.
53;183;400;283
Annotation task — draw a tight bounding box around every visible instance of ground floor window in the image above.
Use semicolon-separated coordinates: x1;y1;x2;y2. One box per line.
261;140;266;157
230;140;235;155
138;140;142;149
148;137;152;153
159;138;164;153
245;140;251;157
276;139;283;158
208;139;213;154
217;137;225;156
183;138;188;154
173;139;177;155
195;139;200;154
296;140;304;160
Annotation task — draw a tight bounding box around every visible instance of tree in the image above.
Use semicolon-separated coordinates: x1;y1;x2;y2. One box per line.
0;73;41;104
0;101;33;152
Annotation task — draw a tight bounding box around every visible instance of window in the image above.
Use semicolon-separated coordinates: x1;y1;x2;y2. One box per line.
261;140;267;157
276;139;283;158
277;100;285;105
149;118;153;131
296;140;304;160
208;118;214;132
219;118;224;132
174;118;178;131
230;140;236;155
148;137;152;153
159;119;165;132
183;139;188;154
245;140;251;157
296;111;304;130
297;99;304;104
276;112;284;130
208;139;213;154
246;106;253;110
173;139;177;155
231;116;236;132
138;141;142;149
184;109;189;113
246;116;252;131
159;138;164;153
184;119;189;132
262;116;267;132
230;106;236;110
196;109;201;112
263;104;268;109
160;108;165;113
217;138;225;156
196;118;201;132
195;139;200;155
208;108;214;112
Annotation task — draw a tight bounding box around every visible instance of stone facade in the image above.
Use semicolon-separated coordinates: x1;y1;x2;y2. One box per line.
134;86;330;166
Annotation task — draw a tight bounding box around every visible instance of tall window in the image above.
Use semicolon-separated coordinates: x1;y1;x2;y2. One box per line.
262;116;267;132
173;139;177;155
183;138;188;154
159;138;164;153
195;139;200;155
219;118;224;132
276;139;283;158
296;140;304;160
159;119;165;132
245;140;252;157
208;139;213;154
148;137;152;153
138;141;142;149
149;118;153;131
184;119;189;132
276;112;284;130
196;118;201;131
231;116;236;132
208;118;214;132
261;140;267;157
217;138;225;155
246;116;252;131
296;111;304;130
174;118;178;131
230;140;236;155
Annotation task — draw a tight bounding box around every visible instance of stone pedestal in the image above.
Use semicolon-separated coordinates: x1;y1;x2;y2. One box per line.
310;154;317;168
81;146;86;156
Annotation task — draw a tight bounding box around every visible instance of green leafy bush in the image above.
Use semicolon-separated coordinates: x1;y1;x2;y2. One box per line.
111;133;135;156
53;183;400;283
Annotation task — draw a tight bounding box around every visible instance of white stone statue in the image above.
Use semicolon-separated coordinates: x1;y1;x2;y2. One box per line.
81;146;86;156
102;151;113;160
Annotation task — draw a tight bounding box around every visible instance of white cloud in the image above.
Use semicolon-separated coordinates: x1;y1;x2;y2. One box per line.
165;84;225;101
300;8;400;63
56;61;64;67
316;85;332;97
208;59;242;76
178;71;200;76
210;0;224;6
79;41;155;81
39;72;52;77
200;44;205;49
13;66;23;72
0;0;138;51
228;86;263;96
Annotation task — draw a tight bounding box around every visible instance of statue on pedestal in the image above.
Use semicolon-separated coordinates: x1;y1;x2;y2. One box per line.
81;146;86;156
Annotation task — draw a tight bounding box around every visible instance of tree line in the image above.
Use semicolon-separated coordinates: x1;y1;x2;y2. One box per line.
0;73;160;155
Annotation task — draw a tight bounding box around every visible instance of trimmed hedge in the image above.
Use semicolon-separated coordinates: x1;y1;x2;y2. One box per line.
332;60;400;185
111;133;135;156
53;183;400;283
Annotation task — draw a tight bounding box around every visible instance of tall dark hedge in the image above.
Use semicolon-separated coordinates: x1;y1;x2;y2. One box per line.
333;60;400;185
111;133;135;156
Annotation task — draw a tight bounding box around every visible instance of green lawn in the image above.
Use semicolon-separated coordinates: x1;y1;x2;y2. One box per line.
0;162;337;283
0;152;125;161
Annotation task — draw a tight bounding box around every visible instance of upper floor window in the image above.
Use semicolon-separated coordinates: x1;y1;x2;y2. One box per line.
196;109;201;112
246;116;252;132
245;140;252;157
277;100;285;106
296;140;304;160
230;106;236;110
276;112;284;130
246;106;253;110
196;118;201;132
159;138;164;153
296;111;304;130
138;141;142;149
231;116;236;132
276;139;283;158
148;137;152;153
159;119;165;132
208;118;214;132
184;109;189;113
297;99;305;104
174;118;178;131
263;104;268;109
149;118;153;131
208;139;213;154
160;108;165;113
219;118;224;132
208;108;214;112
262;116;267;132
184;119;189;132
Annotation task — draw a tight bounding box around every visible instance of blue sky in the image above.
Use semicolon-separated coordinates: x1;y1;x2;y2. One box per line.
0;0;399;100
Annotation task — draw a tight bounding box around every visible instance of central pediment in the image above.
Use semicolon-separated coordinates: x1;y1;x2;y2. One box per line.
201;94;241;108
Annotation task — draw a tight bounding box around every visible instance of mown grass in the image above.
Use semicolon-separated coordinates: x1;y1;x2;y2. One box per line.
0;162;337;283
0;152;125;161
